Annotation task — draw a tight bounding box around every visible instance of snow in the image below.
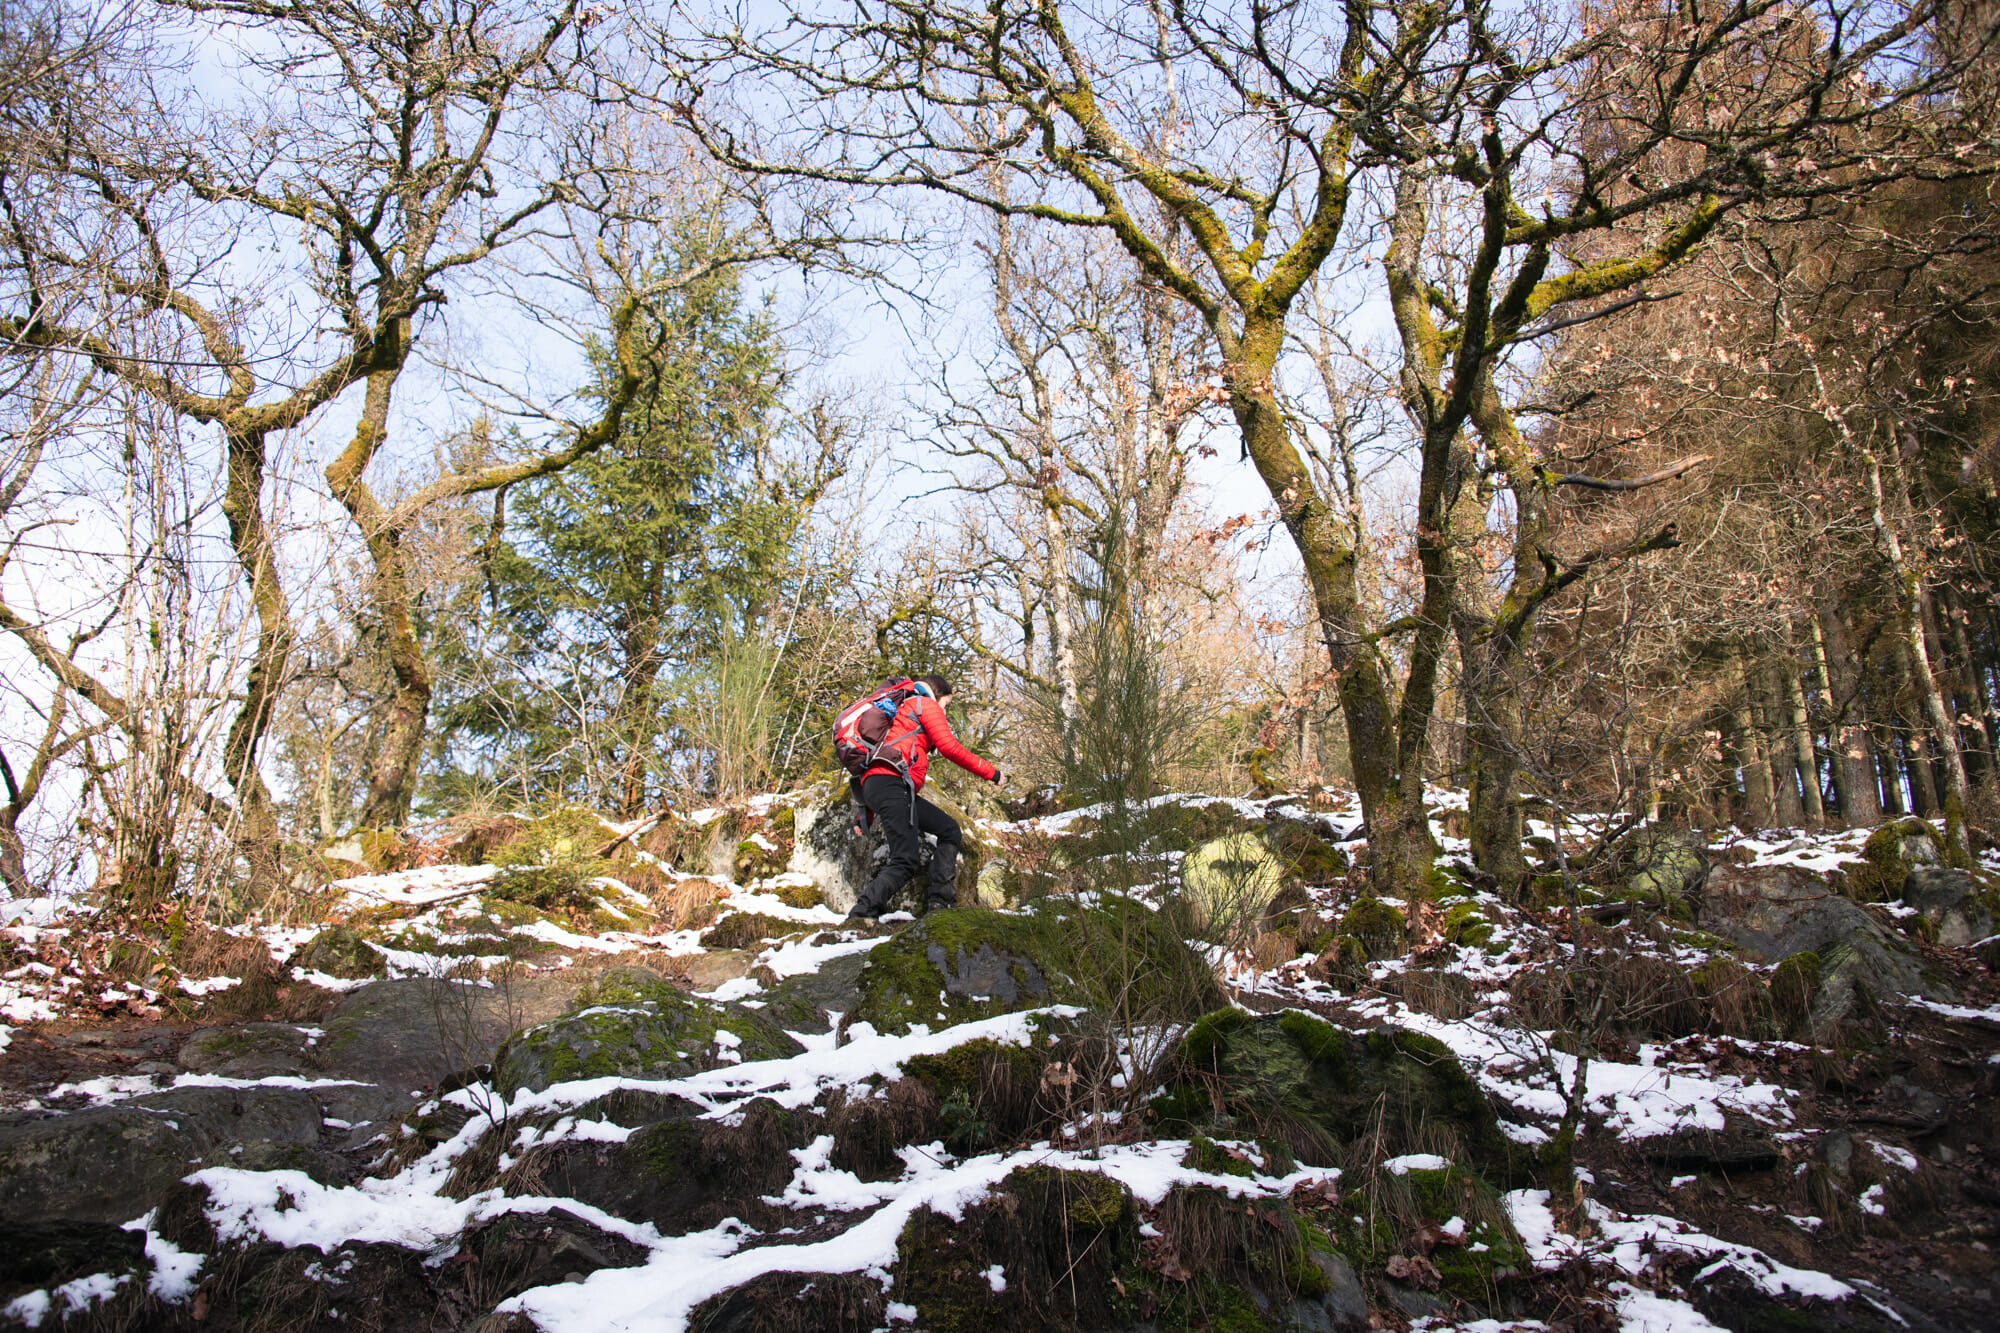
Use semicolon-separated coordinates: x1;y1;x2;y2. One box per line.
1384;1153;1451;1174
1507;1189;1856;1307
502;1138;1339;1332
330;864;497;907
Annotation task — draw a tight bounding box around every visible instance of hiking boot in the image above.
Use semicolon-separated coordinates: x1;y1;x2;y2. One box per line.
925;896;956;914
845;906;883;924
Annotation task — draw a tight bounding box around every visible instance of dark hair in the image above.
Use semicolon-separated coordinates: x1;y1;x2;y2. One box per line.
919;674;953;699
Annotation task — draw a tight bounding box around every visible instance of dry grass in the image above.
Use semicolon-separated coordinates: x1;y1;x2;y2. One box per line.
650;876;724;932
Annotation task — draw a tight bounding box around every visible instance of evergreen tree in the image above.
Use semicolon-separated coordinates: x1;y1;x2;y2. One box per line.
433;228;797;811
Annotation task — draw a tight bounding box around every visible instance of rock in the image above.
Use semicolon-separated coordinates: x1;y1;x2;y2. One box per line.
1703;865;1951;1033
844;899;1221;1037
0;1086;320;1224
787;789;871;913
1850;817;1947;902
494;968;802;1094
679;948;758;990
315;974;575;1090
1902;866;1996;947
1287;1248;1371;1330
690;1271;888;1333
292;923;388;979
1618;825;1710;913
1341;897;1405;960
129;1085;322;1149
1688;1259;1946;1332
891;1166;1138;1330
1860;1075;1950;1134
1153;1010;1522;1180
502;1096;804;1232
1641;1122;1782;1173
0;1218;149;1305
1181;832;1286;928
457;1207;651;1307
757;948;871;1034
177;1021;319;1078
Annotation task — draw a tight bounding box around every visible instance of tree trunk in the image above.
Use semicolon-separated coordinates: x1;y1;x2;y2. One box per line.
1780;646;1824;826
324;364;434;831
1816;605;1882;825
1730;656;1774;827
1224;310;1433;900
1762;662;1804;827
219;424;292;891
1936;585;2000;804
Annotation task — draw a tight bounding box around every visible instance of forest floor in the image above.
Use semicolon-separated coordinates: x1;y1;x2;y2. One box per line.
2;789;1997;1332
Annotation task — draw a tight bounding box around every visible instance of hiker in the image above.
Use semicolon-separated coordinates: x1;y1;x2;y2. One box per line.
836;674;1003;920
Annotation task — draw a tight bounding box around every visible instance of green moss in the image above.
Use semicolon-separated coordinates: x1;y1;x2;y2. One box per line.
1184;1005;1252;1067
698;911;801;950
772;880;823;909
1341;897;1406;960
1278;1009;1349;1072
1852;817;1944;902
1441;901;1494;949
1183;1134;1257;1178
1769;951;1820;1029
901;1037;1038;1101
848;898;1222;1036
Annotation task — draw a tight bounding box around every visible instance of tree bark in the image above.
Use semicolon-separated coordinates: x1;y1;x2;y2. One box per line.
219;423;292;890
1780;642;1824;826
1730;655;1774;827
1816;603;1882;826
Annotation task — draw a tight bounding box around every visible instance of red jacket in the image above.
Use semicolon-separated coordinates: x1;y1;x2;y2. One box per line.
862;694;996;791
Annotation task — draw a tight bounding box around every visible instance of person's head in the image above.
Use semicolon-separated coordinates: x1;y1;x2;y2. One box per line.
917;673;953;706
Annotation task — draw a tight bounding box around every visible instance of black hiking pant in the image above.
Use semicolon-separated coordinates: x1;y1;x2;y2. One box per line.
853;773;960;915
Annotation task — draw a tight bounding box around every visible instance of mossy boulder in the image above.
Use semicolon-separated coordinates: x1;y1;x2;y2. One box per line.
891;1166;1139;1332
733;829;791;883
1155;1010;1522;1181
1181;832;1287;929
1703;864;1950;1033
1850;817;1945;902
1308;934;1371;989
845;899;1221;1036
494;967;802;1093
1267;818;1351;883
1902;866;1997;947
1343;1162;1528;1307
292;924;387;980
1441;901;1494;950
1768;951;1820;1031
1341;897;1405;960
1615;825;1710;912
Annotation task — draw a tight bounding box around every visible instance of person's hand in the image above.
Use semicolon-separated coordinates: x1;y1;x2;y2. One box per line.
990;770;1006;788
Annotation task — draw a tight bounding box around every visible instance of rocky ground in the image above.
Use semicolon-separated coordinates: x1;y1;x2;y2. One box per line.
2;786;1997;1332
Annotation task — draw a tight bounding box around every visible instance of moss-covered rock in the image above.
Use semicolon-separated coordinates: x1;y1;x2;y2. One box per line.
891;1166;1139;1332
1155;1010;1522;1182
1441;901;1494;950
292;924;386;980
733;829;791;883
1267;819;1351;883
1768;951;1820;1031
1850;817;1945;902
1615;825;1710;913
494;968;802;1093
1181;831;1286;930
699;911;806;951
845;899;1221;1036
1341;897;1405;960
1373;1163;1527;1306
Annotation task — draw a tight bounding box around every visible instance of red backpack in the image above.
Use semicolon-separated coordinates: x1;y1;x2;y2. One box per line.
833;678;923;779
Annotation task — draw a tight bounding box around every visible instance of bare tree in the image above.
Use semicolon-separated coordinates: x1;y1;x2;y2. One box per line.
649;0;1989;903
